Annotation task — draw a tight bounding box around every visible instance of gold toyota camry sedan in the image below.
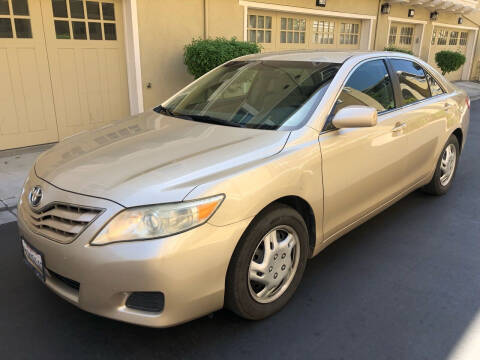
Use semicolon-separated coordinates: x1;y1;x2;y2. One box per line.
18;51;470;327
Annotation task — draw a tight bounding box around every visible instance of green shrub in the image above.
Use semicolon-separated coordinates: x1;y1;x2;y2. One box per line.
384;46;413;55
184;37;261;78
435;50;466;75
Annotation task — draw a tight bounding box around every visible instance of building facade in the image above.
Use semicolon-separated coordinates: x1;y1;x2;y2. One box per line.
0;0;479;151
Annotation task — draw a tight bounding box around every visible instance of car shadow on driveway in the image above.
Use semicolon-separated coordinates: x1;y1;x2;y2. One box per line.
2;103;480;360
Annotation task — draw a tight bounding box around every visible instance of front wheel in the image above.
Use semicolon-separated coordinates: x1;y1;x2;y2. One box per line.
423;135;460;195
225;204;309;320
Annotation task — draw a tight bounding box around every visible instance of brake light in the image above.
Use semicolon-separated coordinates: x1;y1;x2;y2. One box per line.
466;97;471;109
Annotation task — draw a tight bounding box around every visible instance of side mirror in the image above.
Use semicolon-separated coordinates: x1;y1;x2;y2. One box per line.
332;106;378;129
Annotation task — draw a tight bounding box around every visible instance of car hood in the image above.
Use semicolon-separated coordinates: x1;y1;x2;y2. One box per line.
35;111;290;207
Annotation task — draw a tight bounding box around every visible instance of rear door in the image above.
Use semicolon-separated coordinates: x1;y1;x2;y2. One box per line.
320;59;410;240
387;58;448;186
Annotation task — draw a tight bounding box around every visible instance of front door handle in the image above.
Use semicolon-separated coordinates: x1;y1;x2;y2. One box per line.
392;122;406;133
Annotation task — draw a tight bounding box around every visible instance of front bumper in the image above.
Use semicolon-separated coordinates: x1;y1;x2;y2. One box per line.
18;173;250;327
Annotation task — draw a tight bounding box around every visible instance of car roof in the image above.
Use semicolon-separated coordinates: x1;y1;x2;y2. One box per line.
236;50;412;64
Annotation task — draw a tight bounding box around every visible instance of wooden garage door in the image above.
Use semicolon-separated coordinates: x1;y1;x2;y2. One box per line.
0;0;58;150
388;22;415;53
429;27;469;81
247;10;362;52
41;0;130;139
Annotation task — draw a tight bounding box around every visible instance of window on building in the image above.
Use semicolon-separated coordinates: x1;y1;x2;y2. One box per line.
426;73;444;97
331;59;395;119
437;29;448;45
312;20;334;44
431;29;436;45
449;31;459;46
248;14;272;44
339;23;359;45
0;0;32;38
399;26;414;45
390;59;431;105
459;32;468;46
280;17;306;44
389;26;397;45
51;0;117;40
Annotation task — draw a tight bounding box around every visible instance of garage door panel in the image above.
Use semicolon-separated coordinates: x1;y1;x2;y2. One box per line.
40;0;130;140
83;48;106;125
0;48;20;135
104;47;129;121
57;48;83;127
17;47;48;132
0;0;58;150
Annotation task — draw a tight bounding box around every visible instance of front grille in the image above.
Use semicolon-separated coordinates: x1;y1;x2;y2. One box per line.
24;202;103;244
48;268;80;291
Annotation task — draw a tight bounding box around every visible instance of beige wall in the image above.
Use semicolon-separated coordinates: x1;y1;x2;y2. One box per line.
247;0;377;15
136;0;480;111
137;0;204;109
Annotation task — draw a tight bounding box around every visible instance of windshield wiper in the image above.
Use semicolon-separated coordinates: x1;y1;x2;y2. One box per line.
153;105;177;117
177;114;245;128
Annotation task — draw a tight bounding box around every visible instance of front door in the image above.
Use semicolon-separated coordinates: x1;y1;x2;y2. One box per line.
320;59;409;240
0;0;58;150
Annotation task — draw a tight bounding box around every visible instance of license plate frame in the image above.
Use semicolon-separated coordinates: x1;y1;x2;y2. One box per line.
21;238;46;282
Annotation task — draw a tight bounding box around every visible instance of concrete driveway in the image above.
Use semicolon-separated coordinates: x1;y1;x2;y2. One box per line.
0;102;479;360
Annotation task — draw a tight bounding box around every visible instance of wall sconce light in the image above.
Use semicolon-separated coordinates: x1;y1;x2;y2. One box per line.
381;3;391;15
430;11;438;21
316;0;326;7
458;17;463;25
408;9;415;18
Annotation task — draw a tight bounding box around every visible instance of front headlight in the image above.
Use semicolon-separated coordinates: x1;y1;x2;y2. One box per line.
91;195;224;245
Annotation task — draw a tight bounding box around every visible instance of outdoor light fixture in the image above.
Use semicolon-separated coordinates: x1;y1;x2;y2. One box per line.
316;0;326;7
381;3;391;15
430;11;438;21
408;9;415;18
458;17;463;25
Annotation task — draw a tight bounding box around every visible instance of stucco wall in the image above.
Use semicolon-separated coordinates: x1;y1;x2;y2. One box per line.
137;0;204;109
136;0;480;110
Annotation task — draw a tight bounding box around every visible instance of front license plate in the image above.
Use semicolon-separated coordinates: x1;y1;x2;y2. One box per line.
22;238;45;282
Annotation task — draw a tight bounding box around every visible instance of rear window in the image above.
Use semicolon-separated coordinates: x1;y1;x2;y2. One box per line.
390;59;431;105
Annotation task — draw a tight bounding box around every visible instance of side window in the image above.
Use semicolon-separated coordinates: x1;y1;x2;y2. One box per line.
426;73;445;97
390;59;431;105
331;59;395;119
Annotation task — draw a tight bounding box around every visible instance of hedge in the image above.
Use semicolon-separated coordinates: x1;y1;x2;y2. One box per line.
383;46;413;55
435;50;466;75
184;37;261;79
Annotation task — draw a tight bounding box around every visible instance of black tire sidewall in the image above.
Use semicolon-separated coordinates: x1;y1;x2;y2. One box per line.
225;204;309;320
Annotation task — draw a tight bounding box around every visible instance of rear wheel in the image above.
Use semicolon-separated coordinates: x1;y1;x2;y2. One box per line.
225;204;309;320
423;135;459;195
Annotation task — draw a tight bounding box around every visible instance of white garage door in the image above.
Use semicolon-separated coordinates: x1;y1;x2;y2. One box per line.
247;10;362;52
0;0;130;150
429;27;468;81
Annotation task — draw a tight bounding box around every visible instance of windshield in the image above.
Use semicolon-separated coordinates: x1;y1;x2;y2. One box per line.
157;60;341;130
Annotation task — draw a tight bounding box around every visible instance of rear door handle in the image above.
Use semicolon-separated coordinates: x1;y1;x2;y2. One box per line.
392;122;406;133
444;103;453;110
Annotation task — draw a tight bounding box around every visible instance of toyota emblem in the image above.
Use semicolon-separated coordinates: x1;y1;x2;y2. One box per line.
28;186;43;208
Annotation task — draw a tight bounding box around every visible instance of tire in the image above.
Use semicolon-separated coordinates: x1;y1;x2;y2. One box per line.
225;203;309;320
423;134;460;196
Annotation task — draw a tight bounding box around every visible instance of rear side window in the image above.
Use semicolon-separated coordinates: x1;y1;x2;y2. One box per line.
426;73;445;96
333;59;395;116
390;59;431;105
